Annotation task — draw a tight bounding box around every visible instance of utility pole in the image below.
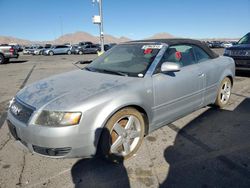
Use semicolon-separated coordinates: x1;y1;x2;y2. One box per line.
92;0;104;52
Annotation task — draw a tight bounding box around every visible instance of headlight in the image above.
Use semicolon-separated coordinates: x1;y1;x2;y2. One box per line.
245;50;250;56
35;111;82;126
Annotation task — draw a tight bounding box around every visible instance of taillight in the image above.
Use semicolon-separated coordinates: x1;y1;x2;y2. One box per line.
9;48;14;53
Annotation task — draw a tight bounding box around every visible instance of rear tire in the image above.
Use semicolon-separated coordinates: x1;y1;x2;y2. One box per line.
79;51;83;55
0;54;5;64
49;51;54;56
4;58;9;64
215;77;232;108
98;107;145;163
67;50;71;55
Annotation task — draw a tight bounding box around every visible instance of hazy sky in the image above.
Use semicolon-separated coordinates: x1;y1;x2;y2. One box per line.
0;0;249;40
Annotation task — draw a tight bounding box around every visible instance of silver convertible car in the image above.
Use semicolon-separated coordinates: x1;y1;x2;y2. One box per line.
7;39;235;161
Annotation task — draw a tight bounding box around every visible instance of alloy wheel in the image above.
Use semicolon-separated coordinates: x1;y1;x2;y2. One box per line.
110;115;142;157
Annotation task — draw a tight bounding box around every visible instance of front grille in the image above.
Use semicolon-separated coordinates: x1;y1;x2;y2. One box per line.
230;50;248;57
9;98;35;124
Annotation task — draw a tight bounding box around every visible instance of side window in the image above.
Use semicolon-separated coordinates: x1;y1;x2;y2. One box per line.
193;46;210;63
161;45;196;67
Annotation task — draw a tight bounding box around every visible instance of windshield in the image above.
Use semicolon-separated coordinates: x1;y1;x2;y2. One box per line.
86;43;162;77
238;33;250;45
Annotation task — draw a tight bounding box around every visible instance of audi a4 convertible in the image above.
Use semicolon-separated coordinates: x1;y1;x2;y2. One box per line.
7;39;235;161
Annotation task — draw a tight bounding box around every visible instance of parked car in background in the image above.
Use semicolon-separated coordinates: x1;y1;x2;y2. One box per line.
0;45;19;64
44;45;72;55
224;32;250;70
104;43;117;51
221;42;233;48
23;46;39;55
39;44;52;55
210;41;223;48
69;44;79;54
205;41;213;48
78;44;101;54
9;43;23;52
32;46;44;55
79;41;93;47
22;46;32;55
7;39;235;161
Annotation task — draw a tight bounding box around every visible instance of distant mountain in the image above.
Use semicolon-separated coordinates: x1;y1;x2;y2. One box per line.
1;31;238;45
145;32;175;39
55;32;131;44
0;31;132;45
0;36;32;45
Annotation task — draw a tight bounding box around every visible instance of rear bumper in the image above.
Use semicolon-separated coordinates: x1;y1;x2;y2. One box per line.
4;53;19;59
7;111;97;158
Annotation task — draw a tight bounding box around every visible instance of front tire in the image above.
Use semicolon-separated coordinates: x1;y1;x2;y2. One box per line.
49;51;54;56
67;50;72;55
99;107;145;162
215;77;232;108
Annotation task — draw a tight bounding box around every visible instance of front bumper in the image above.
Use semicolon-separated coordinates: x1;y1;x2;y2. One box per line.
7;111;96;158
234;59;250;70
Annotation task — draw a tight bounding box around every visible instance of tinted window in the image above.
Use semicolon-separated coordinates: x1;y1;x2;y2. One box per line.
193;45;210;63
161;45;196;67
238;33;250;45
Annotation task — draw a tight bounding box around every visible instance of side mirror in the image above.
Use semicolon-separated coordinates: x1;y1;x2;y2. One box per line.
161;62;181;73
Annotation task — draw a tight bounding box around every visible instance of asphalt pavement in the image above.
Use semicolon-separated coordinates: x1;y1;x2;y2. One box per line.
0;50;250;188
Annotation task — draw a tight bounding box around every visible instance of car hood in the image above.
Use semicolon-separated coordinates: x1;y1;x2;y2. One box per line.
227;44;250;50
17;69;136;110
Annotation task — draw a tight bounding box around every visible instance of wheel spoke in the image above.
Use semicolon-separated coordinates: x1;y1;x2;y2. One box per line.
223;82;228;91
130;130;140;139
123;141;130;154
225;93;230;101
125;116;135;129
110;136;123;153
113;123;125;136
221;94;225;102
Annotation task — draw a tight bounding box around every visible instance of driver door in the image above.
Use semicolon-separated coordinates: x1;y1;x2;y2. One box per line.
152;44;205;128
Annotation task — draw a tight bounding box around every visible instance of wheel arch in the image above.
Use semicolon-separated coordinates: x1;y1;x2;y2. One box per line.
101;104;150;136
227;75;234;87
94;104;150;158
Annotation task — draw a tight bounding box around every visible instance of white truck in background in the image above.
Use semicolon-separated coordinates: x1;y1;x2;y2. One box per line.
0;45;19;64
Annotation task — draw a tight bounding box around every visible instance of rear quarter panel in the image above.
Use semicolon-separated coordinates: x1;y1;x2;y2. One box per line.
201;56;235;105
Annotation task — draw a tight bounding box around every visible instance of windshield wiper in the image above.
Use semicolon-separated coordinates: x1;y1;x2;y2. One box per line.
85;67;128;76
98;69;128;76
85;67;97;72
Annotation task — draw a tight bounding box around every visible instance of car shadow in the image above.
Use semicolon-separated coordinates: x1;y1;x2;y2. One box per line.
9;60;28;64
71;128;130;188
160;98;250;187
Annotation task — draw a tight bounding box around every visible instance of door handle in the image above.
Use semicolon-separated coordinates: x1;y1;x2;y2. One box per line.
198;73;205;77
